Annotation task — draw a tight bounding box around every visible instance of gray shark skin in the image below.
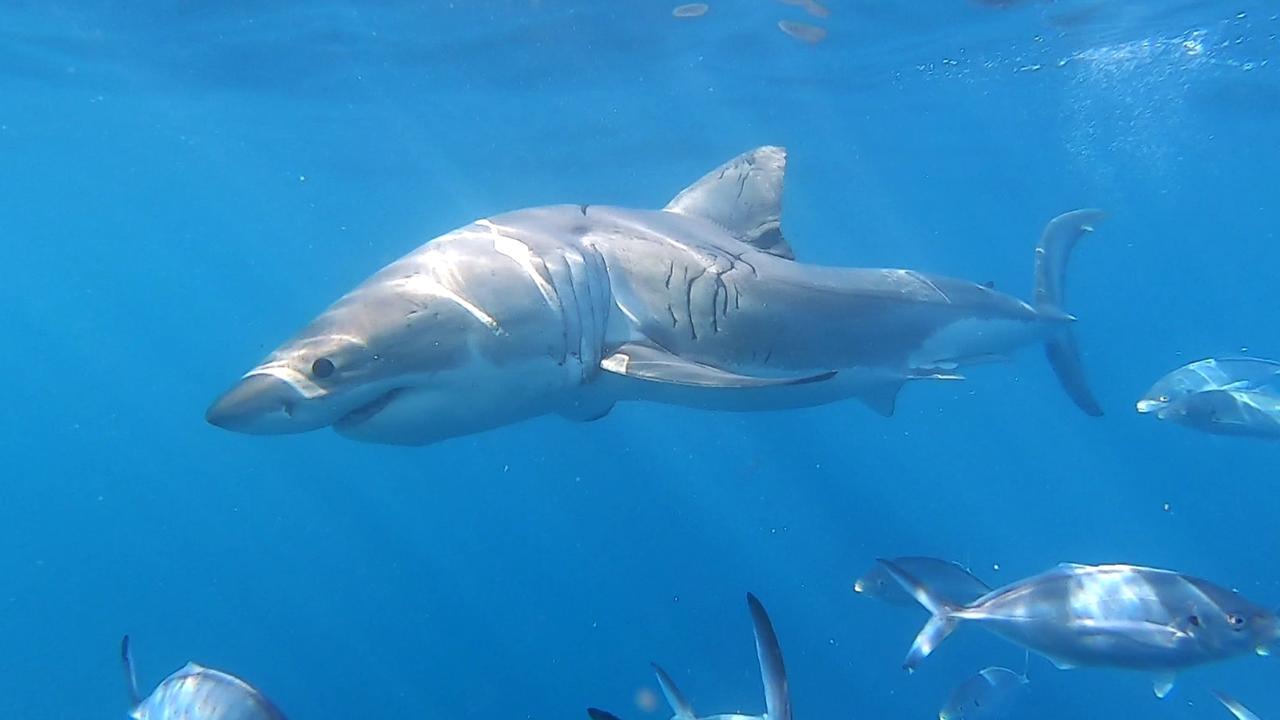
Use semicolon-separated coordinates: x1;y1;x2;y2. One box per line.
206;146;1105;446
121;636;286;720
1138;357;1280;439
879;560;1280;698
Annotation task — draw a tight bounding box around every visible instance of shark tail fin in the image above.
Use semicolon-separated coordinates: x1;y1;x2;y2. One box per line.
1033;209;1106;417
876;558;962;672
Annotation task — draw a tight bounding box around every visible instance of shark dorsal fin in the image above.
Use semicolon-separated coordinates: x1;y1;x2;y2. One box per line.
664;146;794;260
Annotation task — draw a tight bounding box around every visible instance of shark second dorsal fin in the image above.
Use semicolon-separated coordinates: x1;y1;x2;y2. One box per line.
664;146;794;260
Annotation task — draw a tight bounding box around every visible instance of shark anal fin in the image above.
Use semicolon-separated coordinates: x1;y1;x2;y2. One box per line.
664;146;794;260
601;342;835;389
1152;674;1176;699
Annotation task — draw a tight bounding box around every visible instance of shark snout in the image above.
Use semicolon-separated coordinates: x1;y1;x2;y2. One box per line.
206;373;311;434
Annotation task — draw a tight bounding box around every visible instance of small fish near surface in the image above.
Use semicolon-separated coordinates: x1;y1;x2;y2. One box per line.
1138;357;1280;439
588;593;791;720
938;666;1029;720
206;146;1106;446
121;635;287;720
878;560;1280;699
854;556;991;610
1213;689;1263;720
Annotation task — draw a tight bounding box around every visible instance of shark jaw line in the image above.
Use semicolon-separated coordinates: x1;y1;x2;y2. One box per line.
333;387;406;429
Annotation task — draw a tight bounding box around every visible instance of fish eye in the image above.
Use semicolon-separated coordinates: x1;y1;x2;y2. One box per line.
1158;395;1169;402
311;357;336;379
1228;613;1247;630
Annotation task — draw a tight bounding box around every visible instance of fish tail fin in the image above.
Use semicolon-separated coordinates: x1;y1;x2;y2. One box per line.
747;593;792;720
121;634;142;708
876;558;962;672
1033;209;1106;417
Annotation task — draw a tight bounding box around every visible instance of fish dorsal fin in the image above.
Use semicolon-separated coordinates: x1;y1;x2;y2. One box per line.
601;342;835;389
650;663;696;720
1153;674;1176;699
121;635;142;708
664;146;794;260
747;593;792;720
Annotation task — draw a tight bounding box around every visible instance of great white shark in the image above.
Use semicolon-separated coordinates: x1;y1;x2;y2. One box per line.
206;146;1105;446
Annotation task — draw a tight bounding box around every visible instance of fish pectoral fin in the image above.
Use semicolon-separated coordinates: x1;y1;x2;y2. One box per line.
600;343;835;389
663;146;795;260
1152;674;1176;699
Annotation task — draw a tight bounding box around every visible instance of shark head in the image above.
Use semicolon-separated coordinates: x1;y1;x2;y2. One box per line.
207;223;611;445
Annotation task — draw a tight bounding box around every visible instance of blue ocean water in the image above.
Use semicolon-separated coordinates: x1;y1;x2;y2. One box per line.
3;1;1278;718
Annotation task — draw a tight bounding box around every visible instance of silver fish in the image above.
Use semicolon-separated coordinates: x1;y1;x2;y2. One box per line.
854;556;990;610
938;666;1029;720
206;146;1106;447
121;636;286;720
879;560;1280;698
1213;690;1262;720
1138;357;1280;438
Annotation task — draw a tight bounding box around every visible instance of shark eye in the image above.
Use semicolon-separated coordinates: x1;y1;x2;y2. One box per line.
311;357;336;379
1228;613;1247;630
1158;395;1169;402
1187;614;1201;627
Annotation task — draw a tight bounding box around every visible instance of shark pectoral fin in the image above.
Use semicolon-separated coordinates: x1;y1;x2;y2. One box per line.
601;343;835;389
663;146;795;260
1152;674;1176;699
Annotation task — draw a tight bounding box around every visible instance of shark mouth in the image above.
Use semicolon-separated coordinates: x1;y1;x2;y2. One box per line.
335;388;404;428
